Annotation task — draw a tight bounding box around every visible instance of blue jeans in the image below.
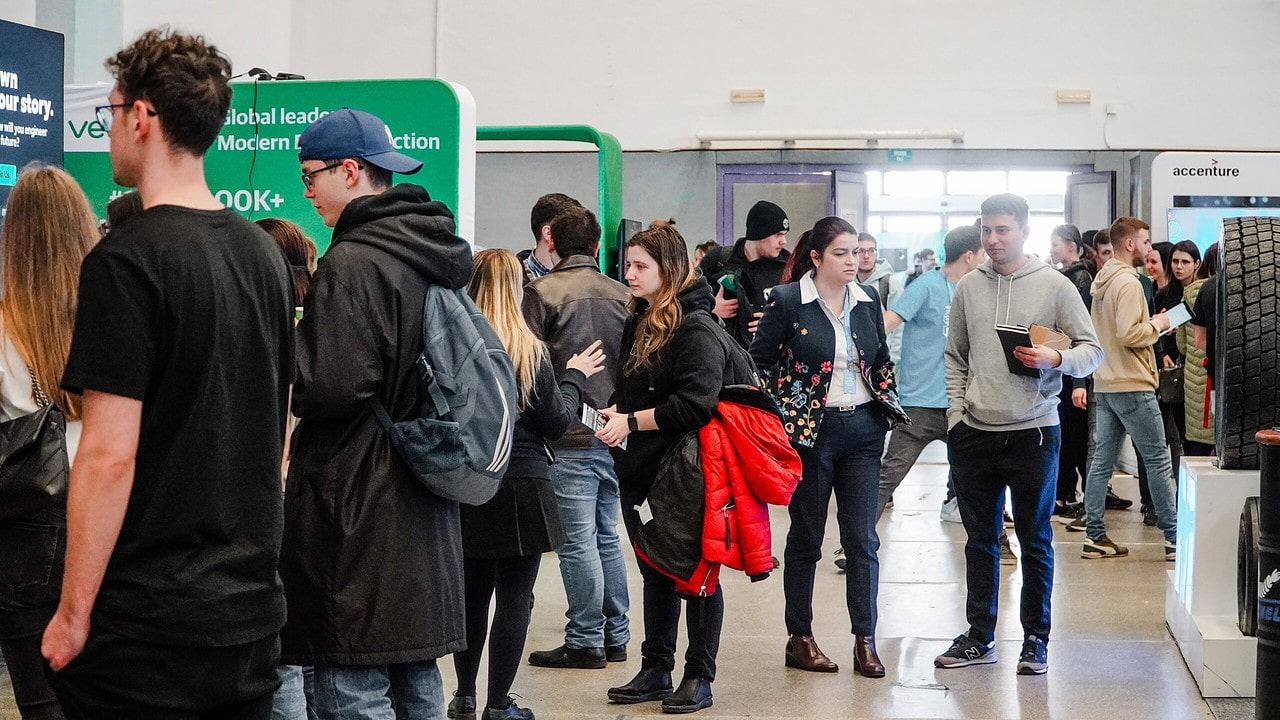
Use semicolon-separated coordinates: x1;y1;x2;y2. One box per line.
1085;391;1177;543
784;406;888;637
948;421;1058;644
547;447;630;649
311;661;444;720
272;665;318;720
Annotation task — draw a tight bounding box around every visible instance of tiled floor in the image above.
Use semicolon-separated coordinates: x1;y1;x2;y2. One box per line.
0;443;1234;719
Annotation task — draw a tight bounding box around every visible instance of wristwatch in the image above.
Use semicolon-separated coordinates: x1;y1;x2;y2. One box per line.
627;414;639;432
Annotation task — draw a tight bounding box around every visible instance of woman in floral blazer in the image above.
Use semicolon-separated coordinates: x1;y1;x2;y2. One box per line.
749;216;910;681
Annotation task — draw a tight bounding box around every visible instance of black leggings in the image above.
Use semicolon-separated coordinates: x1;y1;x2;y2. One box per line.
452;554;541;710
1;634;65;720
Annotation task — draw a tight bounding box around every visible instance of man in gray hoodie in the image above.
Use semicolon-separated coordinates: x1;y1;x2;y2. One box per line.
856;232;904;362
934;193;1103;677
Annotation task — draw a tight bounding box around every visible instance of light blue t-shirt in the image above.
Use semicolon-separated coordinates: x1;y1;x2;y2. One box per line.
888;269;955;409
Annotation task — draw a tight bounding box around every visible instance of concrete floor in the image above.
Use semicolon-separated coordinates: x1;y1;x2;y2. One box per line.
0;442;1241;719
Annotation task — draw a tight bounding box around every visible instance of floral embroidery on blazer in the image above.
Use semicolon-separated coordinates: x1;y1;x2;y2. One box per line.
748;281;911;448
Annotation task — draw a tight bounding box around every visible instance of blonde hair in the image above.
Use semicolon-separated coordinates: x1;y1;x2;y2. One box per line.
467;249;548;410
1;163;99;419
624;221;697;375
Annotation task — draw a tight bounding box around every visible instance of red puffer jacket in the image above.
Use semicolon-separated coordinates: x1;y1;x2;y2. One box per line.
700;389;802;579
634;386;802;597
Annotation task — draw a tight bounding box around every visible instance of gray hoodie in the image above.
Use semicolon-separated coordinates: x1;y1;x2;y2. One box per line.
860;258;905;362
945;256;1103;431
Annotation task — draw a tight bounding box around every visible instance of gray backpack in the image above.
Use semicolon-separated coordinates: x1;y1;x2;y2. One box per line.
371;285;518;505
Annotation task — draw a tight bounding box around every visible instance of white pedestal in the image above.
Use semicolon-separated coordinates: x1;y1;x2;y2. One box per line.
1166;458;1260;697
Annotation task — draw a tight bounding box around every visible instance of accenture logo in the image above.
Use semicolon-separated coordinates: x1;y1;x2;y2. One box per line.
1172;158;1240;177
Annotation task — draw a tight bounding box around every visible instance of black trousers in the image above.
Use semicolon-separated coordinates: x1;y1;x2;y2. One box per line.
1056;384;1090;503
47;628;279;720
1;634;65;720
621;507;724;681
452;554;541;710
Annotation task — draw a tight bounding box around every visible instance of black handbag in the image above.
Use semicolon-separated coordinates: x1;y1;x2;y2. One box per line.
1157;363;1184;404
0;369;70;522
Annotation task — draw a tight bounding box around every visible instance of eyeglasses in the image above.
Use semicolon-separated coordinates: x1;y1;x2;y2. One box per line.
94;103;157;132
853;248;878;257
301;162;347;190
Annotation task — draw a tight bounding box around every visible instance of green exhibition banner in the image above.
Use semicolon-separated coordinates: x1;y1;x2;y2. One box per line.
64;78;476;252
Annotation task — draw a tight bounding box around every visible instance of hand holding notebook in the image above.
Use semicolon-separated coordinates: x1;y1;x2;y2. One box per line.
995;324;1073;378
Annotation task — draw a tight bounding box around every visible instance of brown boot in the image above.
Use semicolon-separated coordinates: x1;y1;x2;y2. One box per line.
784;635;839;673
853;636;886;678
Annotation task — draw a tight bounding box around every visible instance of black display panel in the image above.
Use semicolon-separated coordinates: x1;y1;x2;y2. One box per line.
0;18;65;219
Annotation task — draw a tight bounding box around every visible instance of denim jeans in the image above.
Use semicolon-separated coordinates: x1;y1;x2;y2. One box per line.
877;406;948;520
311;661;444;720
784;406;888;637
1085;391;1177;543
948;421;1058;645
272;665;318;720
547;447;630;649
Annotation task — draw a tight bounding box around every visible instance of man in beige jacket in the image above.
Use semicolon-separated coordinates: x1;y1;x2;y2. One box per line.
1075;217;1177;561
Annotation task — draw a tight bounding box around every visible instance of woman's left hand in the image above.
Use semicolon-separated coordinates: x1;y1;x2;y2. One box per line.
596;407;631;447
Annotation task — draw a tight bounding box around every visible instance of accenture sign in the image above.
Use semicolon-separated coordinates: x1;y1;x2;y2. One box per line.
1171;159;1240;177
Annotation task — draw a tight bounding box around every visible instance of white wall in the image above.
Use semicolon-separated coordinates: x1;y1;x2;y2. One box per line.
10;0;1279;151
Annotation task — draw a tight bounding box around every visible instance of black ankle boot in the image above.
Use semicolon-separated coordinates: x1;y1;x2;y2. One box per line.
607;665;673;703
661;676;712;714
448;693;476;720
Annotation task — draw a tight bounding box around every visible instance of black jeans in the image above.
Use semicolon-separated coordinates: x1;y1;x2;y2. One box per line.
785;406;888;637
453;554;541;709
48;628;279;719
1;634;65;720
621;508;724;681
948;421;1059;645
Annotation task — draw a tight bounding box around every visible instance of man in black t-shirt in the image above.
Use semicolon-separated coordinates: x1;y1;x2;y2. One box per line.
43;30;293;719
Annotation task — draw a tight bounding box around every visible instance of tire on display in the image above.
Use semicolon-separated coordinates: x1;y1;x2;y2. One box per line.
1216;218;1280;470
1241;496;1261;636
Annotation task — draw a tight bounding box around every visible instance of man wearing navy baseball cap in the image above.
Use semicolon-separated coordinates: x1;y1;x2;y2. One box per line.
280;107;472;718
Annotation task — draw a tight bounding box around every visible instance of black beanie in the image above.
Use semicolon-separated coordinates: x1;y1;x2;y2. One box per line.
744;201;789;241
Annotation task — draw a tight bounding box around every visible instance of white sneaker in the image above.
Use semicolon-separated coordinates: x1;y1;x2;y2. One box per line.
939;497;962;524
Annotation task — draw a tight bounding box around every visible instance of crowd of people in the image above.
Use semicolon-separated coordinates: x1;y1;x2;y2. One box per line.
0;25;1215;720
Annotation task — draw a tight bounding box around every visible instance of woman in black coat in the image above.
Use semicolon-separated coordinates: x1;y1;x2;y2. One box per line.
449;249;606;720
596;221;755;715
1048;223;1094;515
749;216;909;679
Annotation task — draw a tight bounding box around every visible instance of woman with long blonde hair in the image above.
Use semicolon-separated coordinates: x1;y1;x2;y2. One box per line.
451;248;606;720
596;221;757;714
0;162;98;720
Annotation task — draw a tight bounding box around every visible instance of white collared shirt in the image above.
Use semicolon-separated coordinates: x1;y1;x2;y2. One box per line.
799;272;875;408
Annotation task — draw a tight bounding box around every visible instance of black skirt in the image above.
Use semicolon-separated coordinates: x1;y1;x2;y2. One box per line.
460;473;565;559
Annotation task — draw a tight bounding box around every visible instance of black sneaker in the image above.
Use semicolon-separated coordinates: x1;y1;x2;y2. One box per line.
1016;636;1049;675
1105;487;1133;510
1052;502;1084;523
1142;503;1158;526
934;634;997;668
834;548;847;571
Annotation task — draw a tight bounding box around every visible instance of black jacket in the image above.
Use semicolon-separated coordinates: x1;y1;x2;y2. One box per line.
281;184;471;665
698;240;790;349
522;254;631;448
610;281;757;506
749;278;909;448
1062;262;1094;312
460;359;583;558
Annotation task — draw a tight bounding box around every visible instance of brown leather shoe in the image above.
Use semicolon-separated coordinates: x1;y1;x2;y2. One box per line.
853;636;886;678
784;635;839;673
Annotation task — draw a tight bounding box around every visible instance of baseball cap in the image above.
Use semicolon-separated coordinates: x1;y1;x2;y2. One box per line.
297;108;423;175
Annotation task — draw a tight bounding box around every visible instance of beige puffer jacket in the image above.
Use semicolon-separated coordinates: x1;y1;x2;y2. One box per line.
1177;278;1214;445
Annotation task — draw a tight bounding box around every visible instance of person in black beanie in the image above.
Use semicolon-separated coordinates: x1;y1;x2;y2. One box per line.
698;200;791;348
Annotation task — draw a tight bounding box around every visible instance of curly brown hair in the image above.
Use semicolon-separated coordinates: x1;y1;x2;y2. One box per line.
105;27;233;154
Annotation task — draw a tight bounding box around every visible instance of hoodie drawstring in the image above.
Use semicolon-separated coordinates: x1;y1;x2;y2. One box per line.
993;273;1016;326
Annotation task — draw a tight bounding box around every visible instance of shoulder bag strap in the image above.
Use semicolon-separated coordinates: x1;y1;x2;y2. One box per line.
27;366;50;408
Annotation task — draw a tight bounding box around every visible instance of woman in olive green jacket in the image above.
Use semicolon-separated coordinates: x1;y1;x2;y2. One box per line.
1173;242;1214;453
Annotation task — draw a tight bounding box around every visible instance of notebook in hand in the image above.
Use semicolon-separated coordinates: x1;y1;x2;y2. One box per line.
995;324;1041;378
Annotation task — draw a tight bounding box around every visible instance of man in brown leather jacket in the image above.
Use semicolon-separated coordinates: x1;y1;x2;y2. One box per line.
521;204;633;669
